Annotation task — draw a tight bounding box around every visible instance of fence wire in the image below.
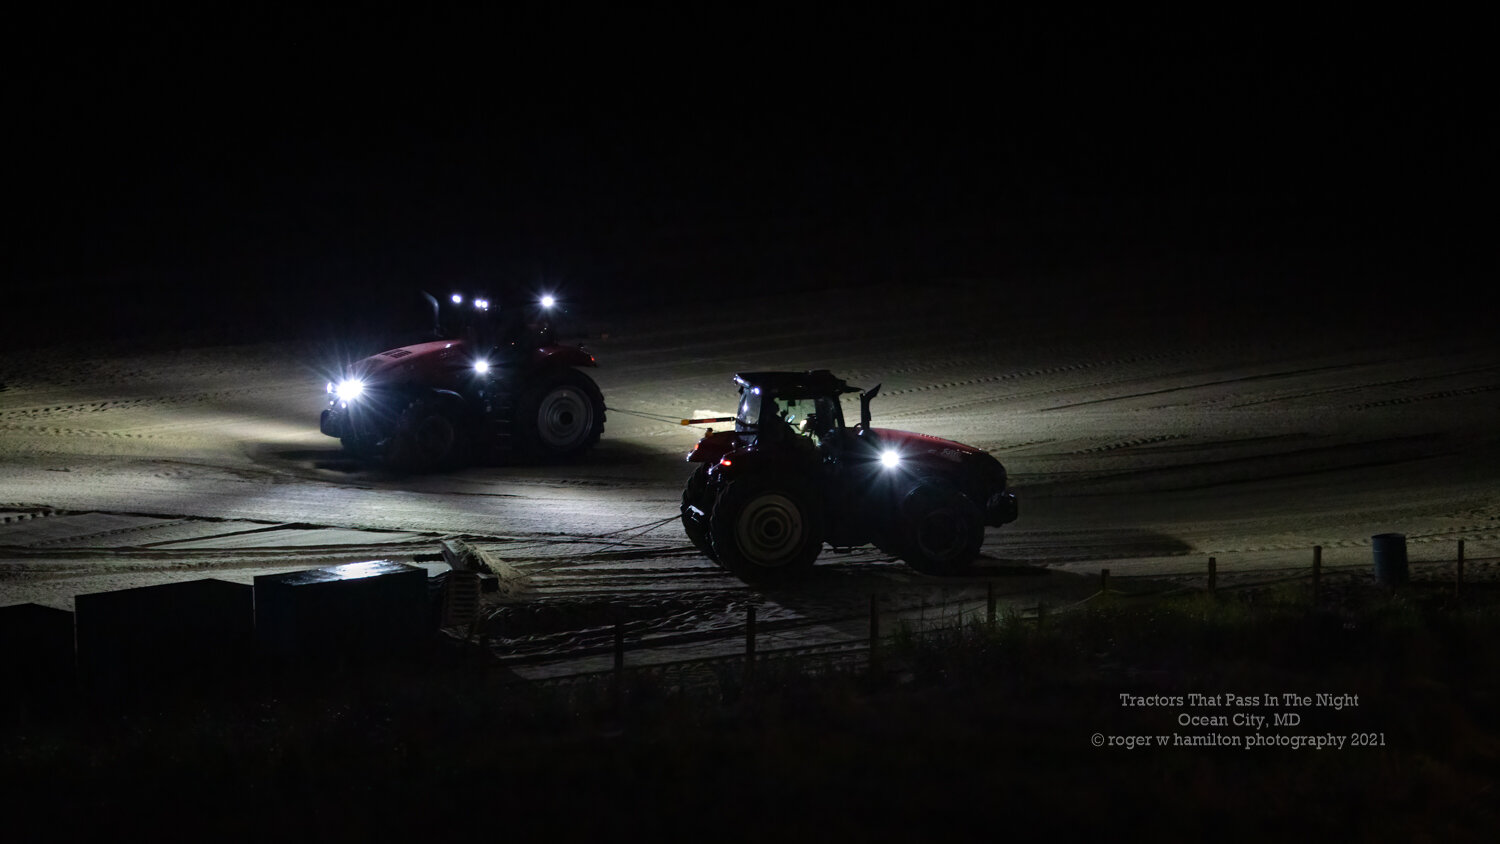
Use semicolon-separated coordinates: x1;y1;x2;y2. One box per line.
454;540;1489;694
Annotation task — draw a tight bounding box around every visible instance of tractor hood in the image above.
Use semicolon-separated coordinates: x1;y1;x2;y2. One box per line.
866;428;986;459
343;338;595;386
348;339;471;383
687;427;991;466
869;427;1009;494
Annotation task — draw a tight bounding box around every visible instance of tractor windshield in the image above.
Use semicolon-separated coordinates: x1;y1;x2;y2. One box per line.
736;388;842;443
735;389;761;431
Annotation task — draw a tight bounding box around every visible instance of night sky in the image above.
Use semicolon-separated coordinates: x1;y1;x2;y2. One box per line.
4;10;1489;348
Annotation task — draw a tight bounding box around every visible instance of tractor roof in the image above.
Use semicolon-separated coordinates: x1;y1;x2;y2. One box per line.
733;370;860;398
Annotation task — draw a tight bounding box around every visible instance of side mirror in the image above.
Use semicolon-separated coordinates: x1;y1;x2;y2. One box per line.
859;383;881;429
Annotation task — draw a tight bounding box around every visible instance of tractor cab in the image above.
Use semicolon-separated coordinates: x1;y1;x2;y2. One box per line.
687;370;885;467
730;370;857;449
430;291;554;356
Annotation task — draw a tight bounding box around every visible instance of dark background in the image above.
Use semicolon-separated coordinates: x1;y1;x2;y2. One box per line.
3;9;1490;348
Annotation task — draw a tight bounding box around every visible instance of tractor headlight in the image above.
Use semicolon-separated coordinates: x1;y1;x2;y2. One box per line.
880;450;902;470
540;294;556;309
473;359;490;375
334;378;366;403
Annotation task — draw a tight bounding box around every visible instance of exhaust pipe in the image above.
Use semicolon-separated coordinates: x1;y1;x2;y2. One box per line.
859;383;881;428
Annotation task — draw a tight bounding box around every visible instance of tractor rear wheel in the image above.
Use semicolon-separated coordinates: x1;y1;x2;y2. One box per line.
710;475;823;583
386;398;467;472
681;465;719;564
514;368;605;461
887;478;984;575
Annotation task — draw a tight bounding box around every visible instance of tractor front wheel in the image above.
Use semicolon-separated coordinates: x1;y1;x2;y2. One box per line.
886;479;984;575
710;475;823;583
386;398;467;472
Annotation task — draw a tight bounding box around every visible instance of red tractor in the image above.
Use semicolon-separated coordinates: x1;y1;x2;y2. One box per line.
680;370;1018;582
320;291;604;471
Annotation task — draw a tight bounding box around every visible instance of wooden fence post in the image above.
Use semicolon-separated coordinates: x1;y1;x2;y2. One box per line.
1208;557;1217;596
1456;539;1465;598
612;618;625;716
1312;545;1322;604
1101;568;1110;594
745;604;757;685
614;619;625;672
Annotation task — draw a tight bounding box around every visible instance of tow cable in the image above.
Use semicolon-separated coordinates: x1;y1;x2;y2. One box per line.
604;405;735;428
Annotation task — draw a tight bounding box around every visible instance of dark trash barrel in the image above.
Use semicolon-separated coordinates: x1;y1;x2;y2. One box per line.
1372;533;1408;585
254;560;428;668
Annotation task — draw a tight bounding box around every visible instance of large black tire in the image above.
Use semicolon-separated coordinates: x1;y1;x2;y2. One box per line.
681;466;719;564
514;368;605;461
386;397;467;472
709;475;823;584
886;478;984;575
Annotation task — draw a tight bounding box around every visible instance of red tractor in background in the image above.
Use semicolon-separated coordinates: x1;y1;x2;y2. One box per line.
680;370;1018;583
320;290;604;471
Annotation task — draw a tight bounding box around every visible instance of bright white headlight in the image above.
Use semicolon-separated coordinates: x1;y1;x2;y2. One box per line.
335;378;365;402
880;450;901;469
540;294;556;309
473;360;490;375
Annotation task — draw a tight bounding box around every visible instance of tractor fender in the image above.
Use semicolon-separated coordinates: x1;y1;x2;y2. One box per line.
528;344;597;372
388;387;471;425
687;431;739;464
410;387;467;410
705;447;811;484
